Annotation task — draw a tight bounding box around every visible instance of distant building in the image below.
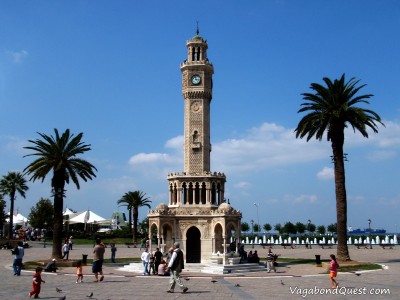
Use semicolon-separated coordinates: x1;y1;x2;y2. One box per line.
111;211;128;229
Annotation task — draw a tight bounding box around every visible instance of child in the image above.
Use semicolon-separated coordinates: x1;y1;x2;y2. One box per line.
329;254;339;288
76;260;83;283
29;267;45;298
149;253;155;275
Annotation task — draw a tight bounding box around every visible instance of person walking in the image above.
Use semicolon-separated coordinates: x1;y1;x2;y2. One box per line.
166;242;188;293
28;267;45;298
68;236;73;250
266;248;276;273
329;254;339;288
13;240;24;276
141;248;150;275
62;241;69;260
92;238;105;282
110;242;117;263
154;247;163;275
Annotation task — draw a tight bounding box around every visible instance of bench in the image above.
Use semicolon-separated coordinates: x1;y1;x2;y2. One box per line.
281;243;296;249
125;242;137;248
380;244;395;249
354;243;370;249
260;243;275;249
319;244;333;249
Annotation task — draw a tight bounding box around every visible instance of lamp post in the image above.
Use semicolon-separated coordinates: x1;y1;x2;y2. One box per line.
307;219;311;235
368;219;372;249
253;203;260;235
250;220;254;249
43;222;47;248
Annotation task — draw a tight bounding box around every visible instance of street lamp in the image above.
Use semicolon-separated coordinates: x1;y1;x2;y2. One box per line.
307;219;311;235
250;220;254;249
368;219;372;249
43;222;47;248
253;203;260;235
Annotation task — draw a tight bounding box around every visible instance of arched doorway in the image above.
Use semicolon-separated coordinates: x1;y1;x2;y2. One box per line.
186;226;201;263
214;223;223;254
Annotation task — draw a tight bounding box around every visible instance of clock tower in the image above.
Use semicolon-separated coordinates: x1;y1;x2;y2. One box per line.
148;30;241;265
180;31;213;174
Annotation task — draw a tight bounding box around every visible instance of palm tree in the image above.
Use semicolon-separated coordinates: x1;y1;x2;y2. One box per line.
295;74;384;261
23;129;97;259
117;191;151;242
0;172;29;239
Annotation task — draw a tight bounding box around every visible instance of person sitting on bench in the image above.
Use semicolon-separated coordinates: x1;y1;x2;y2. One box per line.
44;259;57;272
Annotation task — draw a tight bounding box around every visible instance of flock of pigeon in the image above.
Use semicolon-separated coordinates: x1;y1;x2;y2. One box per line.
56;287;94;300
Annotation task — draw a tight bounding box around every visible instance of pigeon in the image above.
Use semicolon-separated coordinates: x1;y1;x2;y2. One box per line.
350;271;361;276
280;280;285;285
211;279;218;283
59;296;66;300
86;292;93;298
234;283;241;287
56;287;63;293
184;277;190;281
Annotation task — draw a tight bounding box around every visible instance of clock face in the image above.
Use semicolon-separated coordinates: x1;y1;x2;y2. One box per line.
191;74;201;85
191;101;201;112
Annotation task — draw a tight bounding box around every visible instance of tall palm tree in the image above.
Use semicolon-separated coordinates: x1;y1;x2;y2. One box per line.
0;172;29;239
118;191;151;242
24;129;97;259
295;74;384;261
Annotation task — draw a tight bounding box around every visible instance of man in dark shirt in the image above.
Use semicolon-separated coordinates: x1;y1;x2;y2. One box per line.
166;242;188;293
154;247;163;275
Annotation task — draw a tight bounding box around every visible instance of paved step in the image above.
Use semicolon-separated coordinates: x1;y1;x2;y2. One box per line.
118;262;268;275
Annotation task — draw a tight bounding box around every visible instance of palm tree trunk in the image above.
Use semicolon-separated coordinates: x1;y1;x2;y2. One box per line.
128;207;132;234
52;177;65;259
133;208;138;242
8;191;15;239
332;133;351;261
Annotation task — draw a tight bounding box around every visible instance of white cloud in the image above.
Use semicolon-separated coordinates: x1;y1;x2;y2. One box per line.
0;135;27;155
234;181;252;189
212;122;330;173
7;50;29;63
98;176;139;195
317;167;334;180
126;120;400;180
292;194;318;204
366;150;397;161
128;153;170;164
348;195;365;205
165;135;183;150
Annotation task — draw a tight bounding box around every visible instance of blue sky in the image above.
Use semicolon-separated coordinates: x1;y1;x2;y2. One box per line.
1;1;399;232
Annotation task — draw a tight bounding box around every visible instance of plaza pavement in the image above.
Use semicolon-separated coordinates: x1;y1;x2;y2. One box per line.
1;241;399;299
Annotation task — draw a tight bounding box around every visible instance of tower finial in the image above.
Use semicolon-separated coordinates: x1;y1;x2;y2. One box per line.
196;21;199;35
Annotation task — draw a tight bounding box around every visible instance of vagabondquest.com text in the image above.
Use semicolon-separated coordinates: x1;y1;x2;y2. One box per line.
290;286;391;298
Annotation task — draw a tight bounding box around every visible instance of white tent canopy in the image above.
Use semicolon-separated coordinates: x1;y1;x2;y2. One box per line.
69;210;106;224
63;208;78;218
6;212;28;225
